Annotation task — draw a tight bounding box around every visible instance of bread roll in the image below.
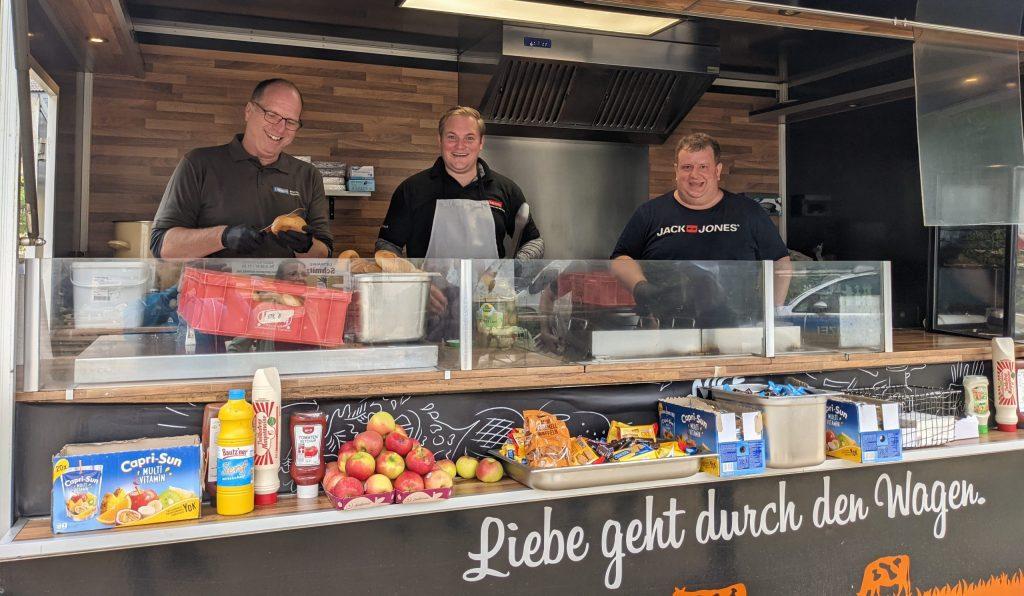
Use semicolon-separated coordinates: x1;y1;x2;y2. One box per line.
350;259;383;274
270;213;307;235
374;250;419;274
337;249;360;260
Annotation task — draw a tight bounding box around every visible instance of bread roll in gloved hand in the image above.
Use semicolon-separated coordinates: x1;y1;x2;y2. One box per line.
270;213;307;234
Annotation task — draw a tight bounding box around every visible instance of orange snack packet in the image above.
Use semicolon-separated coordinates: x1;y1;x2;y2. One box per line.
523;410;572;468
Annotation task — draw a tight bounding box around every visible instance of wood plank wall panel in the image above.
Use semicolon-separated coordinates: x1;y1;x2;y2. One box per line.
88;46;778;256
649;93;779;198
89;44;458;257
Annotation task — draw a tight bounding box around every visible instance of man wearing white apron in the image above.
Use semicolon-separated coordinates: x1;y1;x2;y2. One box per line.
376;106;544;262
376;107;544;331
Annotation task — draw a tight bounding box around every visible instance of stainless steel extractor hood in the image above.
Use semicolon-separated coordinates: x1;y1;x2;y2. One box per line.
458;25;720;144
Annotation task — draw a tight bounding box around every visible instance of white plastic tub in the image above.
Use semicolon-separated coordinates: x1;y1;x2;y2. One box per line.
70;262;150;329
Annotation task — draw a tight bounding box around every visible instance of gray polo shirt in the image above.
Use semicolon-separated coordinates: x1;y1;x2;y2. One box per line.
150;134;333;258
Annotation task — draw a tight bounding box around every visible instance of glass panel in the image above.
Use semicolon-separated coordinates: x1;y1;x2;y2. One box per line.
774;261;885;352
466;259;767;368
914;13;1024;225
1015;229;1024;341
933;226;1006;337
25;257;455;389
18;257;891;388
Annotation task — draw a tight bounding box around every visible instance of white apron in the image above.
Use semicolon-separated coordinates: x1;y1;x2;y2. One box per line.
424;198;499;259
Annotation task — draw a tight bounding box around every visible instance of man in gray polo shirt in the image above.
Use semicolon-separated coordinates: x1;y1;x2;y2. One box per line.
150;78;333;258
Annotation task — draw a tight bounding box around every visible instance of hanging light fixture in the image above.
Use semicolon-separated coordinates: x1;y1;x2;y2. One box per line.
398;0;679;36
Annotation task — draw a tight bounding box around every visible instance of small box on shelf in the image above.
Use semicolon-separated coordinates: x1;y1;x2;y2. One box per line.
346;179;375;192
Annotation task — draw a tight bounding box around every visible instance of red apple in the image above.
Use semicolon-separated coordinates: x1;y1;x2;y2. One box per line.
345;451;376;481
384;432;414;456
394;471;425;493
432;459;456;478
353;431;384;457
364;473;393;495
391;424;409;437
339;441;358;456
375;450;406;480
405;445;436;476
424;469;453;489
323;462;343;487
367;411;397;436
331;476;364;499
475;457;505;483
323;473;343;494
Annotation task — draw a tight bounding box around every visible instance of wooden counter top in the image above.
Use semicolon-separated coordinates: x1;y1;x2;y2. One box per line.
16;330;1016;404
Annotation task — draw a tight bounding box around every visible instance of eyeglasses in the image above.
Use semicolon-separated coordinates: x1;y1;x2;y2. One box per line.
250;101;302;131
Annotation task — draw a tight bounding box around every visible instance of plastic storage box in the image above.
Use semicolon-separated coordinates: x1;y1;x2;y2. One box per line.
178;268;352;347
557;272;635;307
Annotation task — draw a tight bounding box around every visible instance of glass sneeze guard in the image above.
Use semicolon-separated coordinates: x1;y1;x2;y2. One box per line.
16;257;892;390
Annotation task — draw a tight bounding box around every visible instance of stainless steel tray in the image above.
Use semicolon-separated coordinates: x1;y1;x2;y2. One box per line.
74;333;439;383
491;451;706;491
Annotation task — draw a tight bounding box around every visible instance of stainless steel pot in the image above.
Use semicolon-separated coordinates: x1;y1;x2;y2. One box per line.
353;272;437;343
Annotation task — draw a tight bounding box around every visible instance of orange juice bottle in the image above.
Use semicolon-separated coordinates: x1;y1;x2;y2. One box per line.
216;389;255;515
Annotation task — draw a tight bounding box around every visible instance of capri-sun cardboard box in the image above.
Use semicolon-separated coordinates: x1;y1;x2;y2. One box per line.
51;436;202;534
659;396;766;477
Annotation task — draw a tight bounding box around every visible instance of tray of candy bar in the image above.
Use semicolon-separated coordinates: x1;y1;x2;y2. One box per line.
490;411;709;491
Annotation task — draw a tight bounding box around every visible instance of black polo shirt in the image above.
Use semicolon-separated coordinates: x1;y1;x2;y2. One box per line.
151;134;333;258
378;157;540;258
611;190;787;261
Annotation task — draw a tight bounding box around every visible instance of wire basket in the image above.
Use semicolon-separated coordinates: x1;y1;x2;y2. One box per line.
843;385;962;449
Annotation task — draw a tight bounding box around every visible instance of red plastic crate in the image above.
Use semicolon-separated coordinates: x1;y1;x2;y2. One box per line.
556;272;634;307
178;268;352;347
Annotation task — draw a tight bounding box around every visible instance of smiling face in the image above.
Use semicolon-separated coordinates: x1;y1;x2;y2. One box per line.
439;115;484;178
242;83;302;165
674;147;724;209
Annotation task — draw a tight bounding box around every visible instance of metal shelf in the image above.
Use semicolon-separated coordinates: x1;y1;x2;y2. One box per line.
324;186;370;197
326;187;372;219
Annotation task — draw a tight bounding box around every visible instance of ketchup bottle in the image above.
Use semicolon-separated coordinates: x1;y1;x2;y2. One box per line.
290;411;327;498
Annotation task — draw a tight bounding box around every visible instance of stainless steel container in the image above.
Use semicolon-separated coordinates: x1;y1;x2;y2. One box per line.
710;384;835;469
492;451;704;490
353;273;436;343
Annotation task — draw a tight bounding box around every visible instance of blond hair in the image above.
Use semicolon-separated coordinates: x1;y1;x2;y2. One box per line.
674;132;721;164
438;106;486;137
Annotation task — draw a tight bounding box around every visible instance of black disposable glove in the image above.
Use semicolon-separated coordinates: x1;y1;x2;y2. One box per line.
276;227;314;254
632;280;663;309
221;224;267;255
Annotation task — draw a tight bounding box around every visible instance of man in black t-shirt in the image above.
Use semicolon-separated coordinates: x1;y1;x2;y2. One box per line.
610;133;790;322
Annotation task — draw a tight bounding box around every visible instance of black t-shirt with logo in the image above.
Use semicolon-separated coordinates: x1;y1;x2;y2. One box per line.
378;157;540;258
151;134;333;258
611;190;788;261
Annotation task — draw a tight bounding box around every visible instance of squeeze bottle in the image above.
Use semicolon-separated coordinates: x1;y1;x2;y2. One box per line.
961;375;990;434
217;389;255;515
252;367;282;506
991;337;1018;432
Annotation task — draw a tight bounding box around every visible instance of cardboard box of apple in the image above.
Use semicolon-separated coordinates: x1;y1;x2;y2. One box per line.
322;411;506;509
